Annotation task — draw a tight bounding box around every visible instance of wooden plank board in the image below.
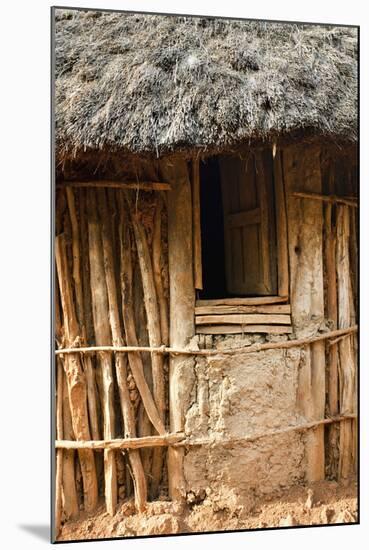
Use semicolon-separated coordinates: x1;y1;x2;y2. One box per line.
228;208;261;228
196;324;292;335
195;304;291;315
196;314;291;325
196;296;288;307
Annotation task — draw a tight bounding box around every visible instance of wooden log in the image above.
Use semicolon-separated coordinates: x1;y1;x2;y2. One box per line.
195;314;291;326
97;188;147;512
274;151;289;297
336;205;356;479
86;191;117;516
57;433;185;450
59;180;171;191
195;304;291;315
192;158;203;290
196;324;293;335
124;191;166;499
152;195;169;345
160;158;195;501
55;235;98;512
291;191;357;207
66;187;100;441
196;296;288;307
284;145;326;482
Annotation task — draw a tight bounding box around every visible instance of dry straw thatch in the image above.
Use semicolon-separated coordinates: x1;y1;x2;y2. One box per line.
55;9;357;161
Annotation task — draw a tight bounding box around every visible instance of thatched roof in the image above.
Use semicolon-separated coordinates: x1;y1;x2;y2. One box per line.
54;9;358;161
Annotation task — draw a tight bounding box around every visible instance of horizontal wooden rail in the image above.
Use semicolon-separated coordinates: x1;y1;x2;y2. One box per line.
195;314;291;326
55;415;356;450
58;180;171;191
196;324;293;335
291;191;357;208
55;325;358;357
56;433;185;450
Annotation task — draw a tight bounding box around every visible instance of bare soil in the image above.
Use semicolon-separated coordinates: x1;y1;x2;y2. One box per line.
58;478;358;541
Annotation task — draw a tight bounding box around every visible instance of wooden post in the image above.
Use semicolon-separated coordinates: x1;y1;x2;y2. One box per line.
86;191;117;516
97;188;147;512
160;158;195;500
273;151;289;298
55;235;98;512
336;205;356;478
192;158;203;290
284;145;325;482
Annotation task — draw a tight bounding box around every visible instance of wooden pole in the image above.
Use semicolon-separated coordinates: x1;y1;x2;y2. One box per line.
291;191;357;207
86;191;117;516
336;205;356;479
57;325;357;357
57;433;185;450
160;158;195;501
97;188;147;512
284;145;326;482
55;235;98;512
66;187;100;441
124;191;166;499
152;195;169;345
55;359;64;538
274;151;289;297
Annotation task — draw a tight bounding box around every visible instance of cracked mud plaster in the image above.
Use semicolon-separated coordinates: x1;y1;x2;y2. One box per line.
184;343;306;505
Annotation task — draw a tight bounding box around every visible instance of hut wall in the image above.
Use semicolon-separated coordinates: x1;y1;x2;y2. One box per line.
181;144;357;504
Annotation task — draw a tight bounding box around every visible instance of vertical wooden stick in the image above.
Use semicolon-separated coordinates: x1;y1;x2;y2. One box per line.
125;191;166;499
55;235;98;512
152;195;169;345
55;359;64;538
86;190;117;516
192;158;203;291
97;188;147;512
336;205;356;479
66;187;100;441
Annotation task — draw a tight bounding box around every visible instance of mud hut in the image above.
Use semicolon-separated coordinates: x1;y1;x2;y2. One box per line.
53;8;358;540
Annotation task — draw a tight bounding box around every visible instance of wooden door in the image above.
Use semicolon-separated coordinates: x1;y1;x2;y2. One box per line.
219;151;277;296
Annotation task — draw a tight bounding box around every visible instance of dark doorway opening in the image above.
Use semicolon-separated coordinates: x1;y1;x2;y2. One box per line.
198;157;227;299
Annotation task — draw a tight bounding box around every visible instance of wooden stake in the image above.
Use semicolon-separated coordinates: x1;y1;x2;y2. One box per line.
336;205;356;479
55;359;64;538
152;195;169;345
86;191;117;516
125;191;166;499
97;188;147;512
55;235;98;512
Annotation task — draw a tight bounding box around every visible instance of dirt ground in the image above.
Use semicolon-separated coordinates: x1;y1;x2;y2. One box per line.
58;478;358;541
